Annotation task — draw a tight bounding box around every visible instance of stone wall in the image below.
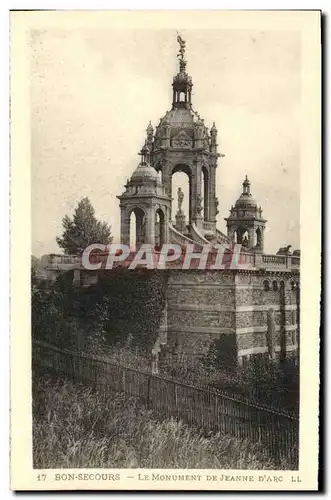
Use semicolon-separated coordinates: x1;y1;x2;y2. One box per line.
234;272;299;363
163;269;299;364
166;270;236;356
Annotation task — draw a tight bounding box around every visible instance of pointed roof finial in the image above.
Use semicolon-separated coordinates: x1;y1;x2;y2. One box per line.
146;120;153;132
243;175;251;194
211;122;218;133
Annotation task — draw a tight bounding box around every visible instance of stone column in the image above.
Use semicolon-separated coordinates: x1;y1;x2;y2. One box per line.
203;170;209;221
163;169;172;201
208;164;217;224
163;206;170;242
227;227;236;243
120;207;130;245
248;227;255;248
190;162;201;225
145;205;155;246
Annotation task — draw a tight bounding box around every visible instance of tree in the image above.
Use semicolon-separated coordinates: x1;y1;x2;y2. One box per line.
56;197;112;255
31;255;41;285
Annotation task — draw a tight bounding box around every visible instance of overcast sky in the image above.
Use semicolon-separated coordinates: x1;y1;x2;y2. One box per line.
31;28;300;256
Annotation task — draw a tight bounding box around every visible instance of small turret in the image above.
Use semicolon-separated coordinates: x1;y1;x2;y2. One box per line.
210;122;218;154
146;121;154;149
224;176;267;252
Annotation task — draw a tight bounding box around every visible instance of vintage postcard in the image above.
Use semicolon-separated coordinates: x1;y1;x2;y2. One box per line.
10;10;321;491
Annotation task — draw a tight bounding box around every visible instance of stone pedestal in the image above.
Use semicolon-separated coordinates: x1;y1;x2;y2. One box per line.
175;210;187;233
195;214;204;232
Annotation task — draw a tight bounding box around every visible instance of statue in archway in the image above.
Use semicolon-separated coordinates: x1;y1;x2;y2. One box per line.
177;187;184;212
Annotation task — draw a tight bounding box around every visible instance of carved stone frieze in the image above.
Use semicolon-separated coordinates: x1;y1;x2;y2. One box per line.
171;130;193;148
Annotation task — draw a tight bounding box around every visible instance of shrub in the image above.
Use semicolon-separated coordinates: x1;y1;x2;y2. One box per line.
31;268;167;354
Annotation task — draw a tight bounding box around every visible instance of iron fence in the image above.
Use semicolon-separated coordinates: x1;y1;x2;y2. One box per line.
32;340;299;468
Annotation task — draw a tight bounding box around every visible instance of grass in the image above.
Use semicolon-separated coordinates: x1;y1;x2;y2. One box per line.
33;372;285;470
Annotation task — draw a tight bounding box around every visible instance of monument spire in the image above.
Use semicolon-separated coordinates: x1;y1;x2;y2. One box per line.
172;32;192;109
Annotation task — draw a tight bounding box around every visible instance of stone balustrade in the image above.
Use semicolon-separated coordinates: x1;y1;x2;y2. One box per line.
258;253;300;271
48;254;81;265
44;250;300;276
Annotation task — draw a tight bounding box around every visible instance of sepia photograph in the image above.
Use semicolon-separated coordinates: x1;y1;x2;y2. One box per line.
10;10;321;491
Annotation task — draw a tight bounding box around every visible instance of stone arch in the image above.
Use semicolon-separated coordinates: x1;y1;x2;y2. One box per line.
171;162;193;178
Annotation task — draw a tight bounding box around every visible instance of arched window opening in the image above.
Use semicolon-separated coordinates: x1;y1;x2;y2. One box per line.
129;207;145;251
263;280;270;291
155;209;165;250
238;229;249;248
272;280;278;291
179;91;186;102
157;170;163;184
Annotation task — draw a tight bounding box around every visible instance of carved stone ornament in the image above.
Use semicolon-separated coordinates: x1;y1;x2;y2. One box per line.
171;130;193;148
196;194;203;215
215;197;219;215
